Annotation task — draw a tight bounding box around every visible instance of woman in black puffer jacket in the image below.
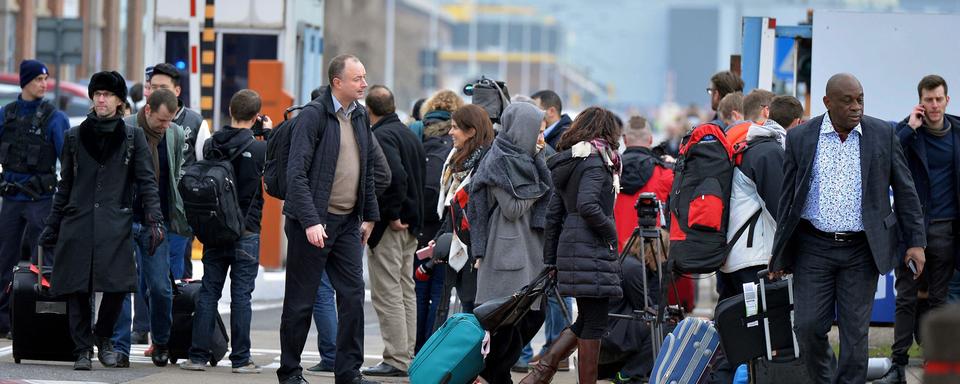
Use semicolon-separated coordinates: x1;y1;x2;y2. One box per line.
520;107;623;384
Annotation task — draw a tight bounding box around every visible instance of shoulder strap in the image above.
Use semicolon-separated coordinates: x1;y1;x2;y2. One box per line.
724;208;763;254
227;138;256;162
35;101;57;140
124;125;135;166
3;101;17;123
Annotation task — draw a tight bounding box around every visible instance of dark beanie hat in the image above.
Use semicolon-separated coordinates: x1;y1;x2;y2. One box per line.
88;71;127;101
19;60;48;88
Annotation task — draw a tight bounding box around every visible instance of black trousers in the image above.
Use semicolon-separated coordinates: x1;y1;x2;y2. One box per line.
480;310;546;384
278;215;365;384
892;220;956;365
67;291;125;356
793;222;877;384
571;297;609;339
433;263;477;332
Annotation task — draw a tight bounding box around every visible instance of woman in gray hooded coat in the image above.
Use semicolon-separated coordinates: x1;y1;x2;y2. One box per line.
469;102;552;383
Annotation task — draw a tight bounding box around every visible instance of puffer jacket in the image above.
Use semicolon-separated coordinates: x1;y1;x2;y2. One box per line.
544;147;622;298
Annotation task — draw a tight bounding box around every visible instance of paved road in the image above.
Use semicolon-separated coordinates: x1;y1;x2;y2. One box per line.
0;298;580;384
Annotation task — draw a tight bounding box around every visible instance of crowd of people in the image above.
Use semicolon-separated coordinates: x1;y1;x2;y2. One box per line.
0;52;956;384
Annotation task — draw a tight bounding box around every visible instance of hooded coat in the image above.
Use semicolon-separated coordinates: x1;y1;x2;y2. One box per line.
470;103;552;304
544;144;622;298
47;113;162;295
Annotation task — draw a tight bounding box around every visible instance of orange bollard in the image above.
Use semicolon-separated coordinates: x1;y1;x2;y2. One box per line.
247;60;294;270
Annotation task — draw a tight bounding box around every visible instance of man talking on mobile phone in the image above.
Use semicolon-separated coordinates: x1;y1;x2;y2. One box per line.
874;75;958;384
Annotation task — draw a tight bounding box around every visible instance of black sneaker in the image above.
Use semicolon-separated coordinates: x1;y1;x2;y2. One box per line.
348;375;380;384
115;354;130;368
74;350;93;371
306;361;334;372
151;344;170;367
95;337;118;367
872;364;906;384
280;375;309;384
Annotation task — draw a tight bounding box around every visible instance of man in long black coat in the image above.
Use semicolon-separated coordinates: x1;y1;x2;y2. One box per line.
39;71;164;371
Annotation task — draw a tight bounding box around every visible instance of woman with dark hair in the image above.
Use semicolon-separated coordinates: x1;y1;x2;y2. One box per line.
520;106;624;384
469;102;552;383
430;104;494;329
413;89;465;351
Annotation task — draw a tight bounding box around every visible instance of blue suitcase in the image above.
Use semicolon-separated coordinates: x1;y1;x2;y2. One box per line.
651;317;720;384
409;313;486;384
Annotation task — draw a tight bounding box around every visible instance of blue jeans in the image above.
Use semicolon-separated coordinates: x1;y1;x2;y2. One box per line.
519;295;573;363
113;222;173;355
167;233;189;280
313;271;337;367
189;233;260;367
414;257;445;352
950;271;960;303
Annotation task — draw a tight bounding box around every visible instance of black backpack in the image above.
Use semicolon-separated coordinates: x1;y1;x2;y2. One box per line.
422;135;453;223
263;102;325;199
179;139;254;247
667;123;737;273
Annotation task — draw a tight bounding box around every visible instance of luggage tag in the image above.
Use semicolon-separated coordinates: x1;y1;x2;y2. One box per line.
743;283;759;328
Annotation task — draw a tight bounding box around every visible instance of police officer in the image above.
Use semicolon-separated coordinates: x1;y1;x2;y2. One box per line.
0;59;70;339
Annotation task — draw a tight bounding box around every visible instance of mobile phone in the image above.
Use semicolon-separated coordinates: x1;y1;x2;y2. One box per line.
907;259;918;275
416;245;434;260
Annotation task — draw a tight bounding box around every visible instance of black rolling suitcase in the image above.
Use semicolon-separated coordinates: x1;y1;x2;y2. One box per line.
715;269;799;366
167;280;228;366
10;247;74;364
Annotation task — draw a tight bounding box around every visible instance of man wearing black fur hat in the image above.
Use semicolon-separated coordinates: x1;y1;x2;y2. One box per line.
39;71;164;371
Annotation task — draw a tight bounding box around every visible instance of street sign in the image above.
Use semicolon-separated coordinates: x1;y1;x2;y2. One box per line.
36;17;83;65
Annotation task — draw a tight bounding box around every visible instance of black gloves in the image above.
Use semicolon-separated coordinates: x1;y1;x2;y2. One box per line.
39;225;58;249
146;222;165;256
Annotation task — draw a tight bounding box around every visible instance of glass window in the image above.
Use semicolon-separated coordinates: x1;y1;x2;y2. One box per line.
218;33;278;126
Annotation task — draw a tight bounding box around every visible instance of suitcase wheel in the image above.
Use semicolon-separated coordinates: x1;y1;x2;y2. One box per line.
170;358;178;364
210;357;219;367
14;358;20;364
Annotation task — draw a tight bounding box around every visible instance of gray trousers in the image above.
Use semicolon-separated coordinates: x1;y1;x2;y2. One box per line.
793;224;878;384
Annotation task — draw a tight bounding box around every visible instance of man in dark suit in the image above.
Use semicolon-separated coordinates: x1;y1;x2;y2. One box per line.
770;73;927;384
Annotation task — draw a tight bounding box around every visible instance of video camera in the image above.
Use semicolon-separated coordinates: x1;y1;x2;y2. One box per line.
463;76;511;124
635;192;661;238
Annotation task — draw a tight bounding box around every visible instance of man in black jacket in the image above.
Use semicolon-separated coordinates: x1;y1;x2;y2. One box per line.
178;89;268;374
532;90;572;150
770;73;926;384
361;85;425;377
875;75;959;384
278;54;380;384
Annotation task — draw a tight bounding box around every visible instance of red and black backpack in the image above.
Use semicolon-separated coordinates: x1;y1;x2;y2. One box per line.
667;123;736;273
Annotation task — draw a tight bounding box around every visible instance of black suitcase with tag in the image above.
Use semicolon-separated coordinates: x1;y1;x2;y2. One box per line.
715;270;799;366
167;280;228;366
10;247;74;363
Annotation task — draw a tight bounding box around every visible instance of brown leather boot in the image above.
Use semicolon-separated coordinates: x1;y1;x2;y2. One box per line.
576;339;601;384
519;328;579;384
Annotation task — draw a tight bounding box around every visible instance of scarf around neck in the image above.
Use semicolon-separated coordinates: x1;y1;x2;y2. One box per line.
138;110;164;181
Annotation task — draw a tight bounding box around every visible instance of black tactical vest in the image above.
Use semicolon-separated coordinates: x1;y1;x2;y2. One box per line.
0;100;57;174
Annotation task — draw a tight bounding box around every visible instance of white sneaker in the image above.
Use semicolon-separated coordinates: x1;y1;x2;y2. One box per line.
232;361;262;374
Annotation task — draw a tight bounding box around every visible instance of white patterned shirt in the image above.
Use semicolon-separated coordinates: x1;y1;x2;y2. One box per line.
801;113;864;232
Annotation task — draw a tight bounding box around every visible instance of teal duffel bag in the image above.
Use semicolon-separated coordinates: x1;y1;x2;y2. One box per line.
409;313;486;384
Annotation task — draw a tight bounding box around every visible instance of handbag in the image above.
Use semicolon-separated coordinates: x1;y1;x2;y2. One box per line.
474;267;556;332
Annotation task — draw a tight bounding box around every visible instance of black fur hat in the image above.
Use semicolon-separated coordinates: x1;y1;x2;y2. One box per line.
88;71;127;101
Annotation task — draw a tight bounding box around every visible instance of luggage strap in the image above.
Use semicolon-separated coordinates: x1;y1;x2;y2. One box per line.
29;264;51;288
741;304;792;326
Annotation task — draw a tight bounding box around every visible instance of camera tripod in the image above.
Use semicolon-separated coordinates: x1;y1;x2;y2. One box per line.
611;225;684;359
